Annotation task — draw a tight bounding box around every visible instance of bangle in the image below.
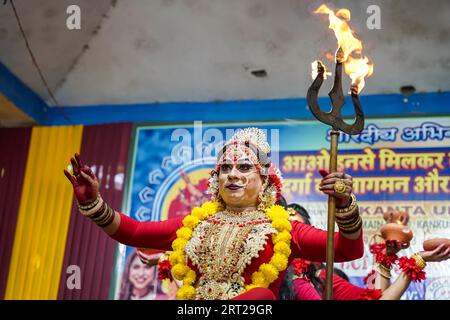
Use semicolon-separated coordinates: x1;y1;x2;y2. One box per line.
338;216;362;234
78;195;115;228
411;253;427;270
375;264;391;279
335;214;360;226
77;194;101;210
336;194;358;214
97;207;116;227
79;197;104;217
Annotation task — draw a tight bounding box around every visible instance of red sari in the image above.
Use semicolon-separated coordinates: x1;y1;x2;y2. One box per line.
112;213;364;299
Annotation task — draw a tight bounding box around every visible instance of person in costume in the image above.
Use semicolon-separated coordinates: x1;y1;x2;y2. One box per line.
64;127;364;300
279;204;450;300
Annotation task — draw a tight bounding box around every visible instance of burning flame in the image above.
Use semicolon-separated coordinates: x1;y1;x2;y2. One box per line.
311;60;332;80
313;4;374;93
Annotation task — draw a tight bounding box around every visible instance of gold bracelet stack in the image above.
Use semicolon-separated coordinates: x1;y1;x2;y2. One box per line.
375;263;391;279
411;253;427;270
77;195;115;227
335;194;362;234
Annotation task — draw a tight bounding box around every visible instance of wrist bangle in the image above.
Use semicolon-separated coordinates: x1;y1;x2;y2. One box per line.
411;253;427;270
79;197;104;217
77;194;101;210
336;194;358;214
338;216;362;234
375;264;391;279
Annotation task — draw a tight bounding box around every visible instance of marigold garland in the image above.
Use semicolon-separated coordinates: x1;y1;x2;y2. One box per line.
169;201;292;300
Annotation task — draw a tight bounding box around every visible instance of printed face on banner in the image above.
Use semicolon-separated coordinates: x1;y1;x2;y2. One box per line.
114;118;450;300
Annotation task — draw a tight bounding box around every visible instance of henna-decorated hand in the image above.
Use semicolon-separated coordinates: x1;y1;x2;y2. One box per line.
63;153;99;205
318;169;353;208
385;239;409;255
419;244;450;262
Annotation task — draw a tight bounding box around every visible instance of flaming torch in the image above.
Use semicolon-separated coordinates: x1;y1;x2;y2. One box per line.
307;4;374;300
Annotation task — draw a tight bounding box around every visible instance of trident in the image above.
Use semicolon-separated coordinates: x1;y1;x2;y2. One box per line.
306;51;365;300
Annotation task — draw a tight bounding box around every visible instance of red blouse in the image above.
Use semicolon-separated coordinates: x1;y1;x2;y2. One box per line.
112;213;364;299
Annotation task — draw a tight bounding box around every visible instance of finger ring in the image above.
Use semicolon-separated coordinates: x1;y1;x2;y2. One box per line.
333;180;346;194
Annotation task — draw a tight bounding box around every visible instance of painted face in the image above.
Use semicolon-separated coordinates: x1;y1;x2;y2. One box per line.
129;255;154;291
217;144;264;209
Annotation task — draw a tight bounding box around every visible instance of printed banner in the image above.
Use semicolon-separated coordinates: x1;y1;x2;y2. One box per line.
114;117;450;300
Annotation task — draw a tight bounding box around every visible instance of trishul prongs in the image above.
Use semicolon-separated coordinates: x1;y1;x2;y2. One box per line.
307;59;364;135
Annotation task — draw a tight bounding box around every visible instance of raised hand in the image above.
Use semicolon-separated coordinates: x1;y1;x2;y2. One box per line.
419;243;450;262
64;153;99;205
318;169;353;208
385;239;409;255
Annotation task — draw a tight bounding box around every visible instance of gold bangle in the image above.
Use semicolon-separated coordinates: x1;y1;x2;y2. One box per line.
335;214;360;225
337;215;362;230
375;264;391;279
411;253;426;270
378;262;391;272
336;194;358;214
338;217;362;234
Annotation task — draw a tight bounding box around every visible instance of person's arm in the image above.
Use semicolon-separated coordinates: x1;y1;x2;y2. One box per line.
290;221;364;262
318;170;363;240
64;153;182;250
370;236;410;291
293;277;322;300
318;270;382;300
370;238;401;291
380;244;450;300
109;212;182;250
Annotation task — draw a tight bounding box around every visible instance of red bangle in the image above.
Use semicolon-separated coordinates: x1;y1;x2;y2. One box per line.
398;256;426;282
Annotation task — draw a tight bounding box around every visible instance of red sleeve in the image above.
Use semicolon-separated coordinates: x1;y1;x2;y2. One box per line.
290;221;364;262
231;288;276;300
319;270;381;300
110;213;183;251
293;278;322;300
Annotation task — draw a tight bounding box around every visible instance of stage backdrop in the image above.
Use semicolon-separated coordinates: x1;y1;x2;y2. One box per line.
112;117;450;300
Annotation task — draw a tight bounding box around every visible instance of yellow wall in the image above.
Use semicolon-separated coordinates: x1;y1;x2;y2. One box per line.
5;125;83;299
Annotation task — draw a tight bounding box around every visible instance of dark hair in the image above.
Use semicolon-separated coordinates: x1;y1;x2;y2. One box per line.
279;202;331;300
333;268;350;282
278;195;288;208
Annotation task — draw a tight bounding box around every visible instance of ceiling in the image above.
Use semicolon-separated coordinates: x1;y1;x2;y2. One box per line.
1;0;450;124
